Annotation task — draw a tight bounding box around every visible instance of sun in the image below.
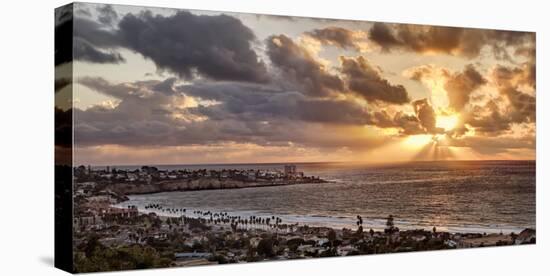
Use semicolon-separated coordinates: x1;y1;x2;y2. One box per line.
436;114;459;131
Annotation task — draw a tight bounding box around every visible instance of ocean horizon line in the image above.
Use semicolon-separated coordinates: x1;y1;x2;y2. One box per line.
81;159;536;169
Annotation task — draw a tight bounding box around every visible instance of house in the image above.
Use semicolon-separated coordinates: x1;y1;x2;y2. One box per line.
336;245;355;256
149;232;168;240
101;207;139;219
78;182;97;189
74;215;103;227
311;237;330;246
127;173;138;182
247;172;257;181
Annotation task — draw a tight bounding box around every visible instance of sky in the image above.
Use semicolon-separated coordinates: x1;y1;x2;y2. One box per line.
54;3;536;165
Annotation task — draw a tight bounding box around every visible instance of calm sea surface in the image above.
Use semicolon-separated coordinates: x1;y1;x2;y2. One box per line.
115;160;535;234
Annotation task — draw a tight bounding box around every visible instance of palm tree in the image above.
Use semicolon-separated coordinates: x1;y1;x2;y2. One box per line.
328;229;337;253
385;215;395;234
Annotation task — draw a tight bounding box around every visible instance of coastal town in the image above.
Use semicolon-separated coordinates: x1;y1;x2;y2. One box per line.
72;164;536;272
74;164;326;196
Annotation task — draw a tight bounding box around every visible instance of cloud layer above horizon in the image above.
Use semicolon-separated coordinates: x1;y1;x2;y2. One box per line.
55;3;536;165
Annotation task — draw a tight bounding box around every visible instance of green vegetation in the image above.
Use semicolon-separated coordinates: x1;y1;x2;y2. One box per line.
74;235;172;272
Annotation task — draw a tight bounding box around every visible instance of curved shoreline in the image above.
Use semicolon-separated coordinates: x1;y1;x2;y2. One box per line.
116;197;532;235
107;178;330;196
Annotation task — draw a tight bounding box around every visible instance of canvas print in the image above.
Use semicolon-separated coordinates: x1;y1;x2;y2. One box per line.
55;2;536;273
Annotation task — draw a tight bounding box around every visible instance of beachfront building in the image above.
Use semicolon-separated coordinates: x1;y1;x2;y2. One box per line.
284;164;297;176
101;206;139;220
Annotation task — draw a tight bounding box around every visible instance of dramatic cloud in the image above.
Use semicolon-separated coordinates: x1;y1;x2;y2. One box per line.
405;61;534;136
73;17;120;48
405;64;486;111
96;4;118;25
56;15;125;64
492;64;536;124
66;3;536;163
75;77;430;151
461;63;535;135
444;65;486;111
75;78;377;147
412;98;444;134
185;83;379;125
266;35;344;97
394;112;425;135
69;10;269;82
465;100;512;134
340;56;410;104
56;5;122;65
368;22;535;60
306;27;366;51
117;11;269;82
74;37;125;63
362;110;424;135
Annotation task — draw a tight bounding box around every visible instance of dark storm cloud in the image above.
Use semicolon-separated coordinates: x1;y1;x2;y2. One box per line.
368;22;402;50
368;22;535;59
181;82;372;125
55;78;71;93
68;10;269;82
185;81;424;135
116;11;269;82
306;27;363;51
73;17;121;47
181;82;423;136
76;77;196;146
75;78;424;149
74;37;125;63
340;56;410;104
96;4;118;25
444;65;486;111
266;35;344;97
56;16;124;65
412;98;444;134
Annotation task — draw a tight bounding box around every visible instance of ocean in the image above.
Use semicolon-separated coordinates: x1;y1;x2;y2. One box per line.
115;160;535;234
